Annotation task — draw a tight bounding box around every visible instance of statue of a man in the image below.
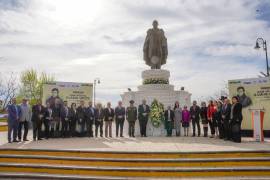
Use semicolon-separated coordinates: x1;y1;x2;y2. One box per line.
143;20;168;69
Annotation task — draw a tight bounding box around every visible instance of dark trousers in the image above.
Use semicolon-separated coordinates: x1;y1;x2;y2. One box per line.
61;119;70;137
86;120;94;137
18;121;28;140
218;120;224;139
223;120;231;140
166;121;173;136
139;119;148;137
191;118;201;136
209;120;215;135
32;120;42;140
116;119;124;137
79;120;86;136
70;120;76;137
8;121;18;142
44;120;50;139
231;121;242;143
95;120;103;137
128;121;135;137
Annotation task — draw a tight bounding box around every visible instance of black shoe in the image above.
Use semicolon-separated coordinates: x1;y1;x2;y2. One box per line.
192;134;195;137
23;139;29;141
13;140;19;142
120;135;124;137
8;141;12;143
38;138;42;140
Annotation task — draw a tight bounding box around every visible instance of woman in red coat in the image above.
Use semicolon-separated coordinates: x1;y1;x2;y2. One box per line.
207;100;217;138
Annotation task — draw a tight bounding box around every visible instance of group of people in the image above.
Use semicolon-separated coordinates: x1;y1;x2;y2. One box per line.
164;96;243;143
6;95;243;143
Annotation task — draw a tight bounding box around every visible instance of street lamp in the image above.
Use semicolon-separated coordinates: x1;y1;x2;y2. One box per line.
254;38;269;77
93;78;100;106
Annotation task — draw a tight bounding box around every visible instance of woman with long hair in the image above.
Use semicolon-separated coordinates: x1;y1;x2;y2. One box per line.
207;100;216;138
200;102;208;137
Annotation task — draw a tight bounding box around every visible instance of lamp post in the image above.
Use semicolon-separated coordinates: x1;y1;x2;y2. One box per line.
255;38;269;77
93;78;100;106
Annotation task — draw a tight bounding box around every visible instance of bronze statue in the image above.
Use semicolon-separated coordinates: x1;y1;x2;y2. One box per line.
143;20;168;69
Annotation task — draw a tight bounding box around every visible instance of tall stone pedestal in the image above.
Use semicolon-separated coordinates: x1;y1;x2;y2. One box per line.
121;69;192;136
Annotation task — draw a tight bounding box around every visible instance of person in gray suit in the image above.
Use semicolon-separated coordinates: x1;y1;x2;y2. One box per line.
18;98;31;141
115;101;125;137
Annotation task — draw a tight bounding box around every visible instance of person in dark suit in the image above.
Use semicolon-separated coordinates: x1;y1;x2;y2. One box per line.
230;96;243;143
7;98;21;143
200;102;208;137
104;102;114;138
115;101;125;137
221;98;231;141
164;106;174;137
189;101;201;137
95;103;104;137
85;101;95;137
44;102;53;139
32;100;45;141
51;98;62;138
138;99;150;137
77;100;87;137
69;103;77;137
60;101;70;138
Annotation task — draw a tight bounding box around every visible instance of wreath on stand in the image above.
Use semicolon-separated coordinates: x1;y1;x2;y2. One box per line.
149;99;165;128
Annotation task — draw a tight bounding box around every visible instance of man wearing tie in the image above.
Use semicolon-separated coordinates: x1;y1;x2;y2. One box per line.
7;98;21;143
115;101;125;137
32;100;45;141
86;101;95;137
190;101;201;137
138;99;150;137
60;101;70;138
104;102;114;138
222;98;232;140
95;103;104;137
164;106;174;137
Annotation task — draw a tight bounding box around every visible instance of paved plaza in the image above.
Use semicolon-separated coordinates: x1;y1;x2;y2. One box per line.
0;130;269;152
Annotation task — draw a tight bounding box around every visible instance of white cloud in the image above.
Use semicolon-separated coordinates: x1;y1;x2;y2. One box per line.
0;0;270;106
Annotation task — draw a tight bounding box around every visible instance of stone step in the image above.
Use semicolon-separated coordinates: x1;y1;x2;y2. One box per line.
0;163;270;178
0;154;270;168
0;149;270;159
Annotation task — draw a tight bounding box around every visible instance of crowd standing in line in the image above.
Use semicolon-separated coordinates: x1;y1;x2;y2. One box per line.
6;96;243;143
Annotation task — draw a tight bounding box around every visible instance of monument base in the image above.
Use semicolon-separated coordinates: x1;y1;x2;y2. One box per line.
121;69;191;136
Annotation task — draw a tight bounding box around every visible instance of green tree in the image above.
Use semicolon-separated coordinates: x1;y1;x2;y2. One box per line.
18;69;55;105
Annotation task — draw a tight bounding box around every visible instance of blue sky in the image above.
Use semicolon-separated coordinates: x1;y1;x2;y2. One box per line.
0;0;269;105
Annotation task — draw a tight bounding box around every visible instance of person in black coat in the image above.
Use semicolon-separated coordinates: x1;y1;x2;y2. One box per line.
115;101;126;137
200;102;208;137
60;101;70;138
164;106;174;137
77;101;87;137
189;101;201;137
69;103;78;137
216;101;223;139
32;100;45;141
230;96;243;143
221;98;232;140
85;101;95;137
51;98;62;137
